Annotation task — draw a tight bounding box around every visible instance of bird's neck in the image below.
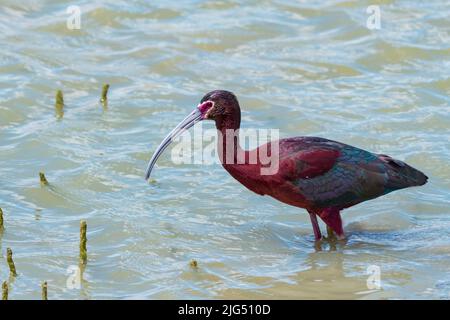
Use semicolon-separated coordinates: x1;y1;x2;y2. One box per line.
216;119;269;196
215;112;240;163
215;114;243;165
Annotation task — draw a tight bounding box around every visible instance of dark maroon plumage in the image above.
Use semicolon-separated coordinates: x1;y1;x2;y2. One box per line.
145;90;428;241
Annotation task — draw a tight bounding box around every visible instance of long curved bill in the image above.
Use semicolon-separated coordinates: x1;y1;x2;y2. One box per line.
145;108;202;180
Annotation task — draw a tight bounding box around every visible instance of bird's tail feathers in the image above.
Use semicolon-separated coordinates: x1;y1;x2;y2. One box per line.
379;154;428;190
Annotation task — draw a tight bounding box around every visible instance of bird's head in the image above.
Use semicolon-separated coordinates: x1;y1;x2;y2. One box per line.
144;90;240;180
198;90;240;122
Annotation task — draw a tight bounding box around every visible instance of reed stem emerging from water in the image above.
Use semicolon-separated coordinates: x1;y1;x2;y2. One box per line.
55;90;64;105
79;221;87;265
41;281;48;300
7;248;17;277
101;84;109;103
39;172;49;186
2;281;7;300
0;208;4;230
189;259;198;268
55;90;64;118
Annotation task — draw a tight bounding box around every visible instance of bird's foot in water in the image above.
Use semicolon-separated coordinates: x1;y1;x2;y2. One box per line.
317;207;346;241
314;236;346;252
326;225;337;240
324;225;346;241
313;227;346;251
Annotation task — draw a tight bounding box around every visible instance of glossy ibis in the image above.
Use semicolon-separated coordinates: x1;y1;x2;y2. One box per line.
145;90;428;241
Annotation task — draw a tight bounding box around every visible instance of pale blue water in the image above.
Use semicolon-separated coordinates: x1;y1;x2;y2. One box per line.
0;0;449;299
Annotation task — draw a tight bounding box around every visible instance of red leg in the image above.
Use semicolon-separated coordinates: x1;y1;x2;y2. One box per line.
318;208;345;240
308;211;322;241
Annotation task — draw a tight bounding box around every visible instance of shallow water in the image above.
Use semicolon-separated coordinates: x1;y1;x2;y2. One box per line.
0;0;449;299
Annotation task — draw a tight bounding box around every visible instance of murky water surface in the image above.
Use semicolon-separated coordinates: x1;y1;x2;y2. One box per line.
0;0;449;299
